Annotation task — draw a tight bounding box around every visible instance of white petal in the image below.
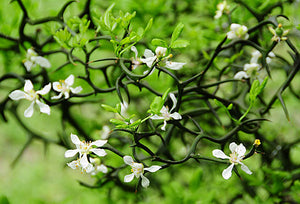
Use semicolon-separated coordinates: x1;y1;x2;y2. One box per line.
70;86;82;94
64;149;79;158
67;160;79;169
155;47;167;57
80;154;89;168
65;74;74;86
33;56;51;68
222;163;234;180
91;140;107;147
27;48;37;56
226;31;237;39
229;142;238;153
144;165;161;172
236;143;246;157
97;164;108;173
123;156;134;165
36;83;51;95
170;112;182;120
124;173;134;183
51;92;63;100
240;163;252;175
63;92;70;99
161;120;167;131
165;61;185;70
24;80;34;92
141;56;157;68
85;163;95;173
250;50;261;64
91;148;107;157
150;115;165;120
36;100;50;115
9;90;26;100
141;174;150;188
52;82;62;92
230;23;241;31
144;49;155;58
24;101;35;118
131;46;138;58
169;93;177;112
24;60;34;71
70;133;81;145
234;71;249;80
212;149;230;159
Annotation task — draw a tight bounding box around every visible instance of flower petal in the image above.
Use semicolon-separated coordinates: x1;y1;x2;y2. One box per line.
229;142;238;153
161;120;167;131
234;71;249;80
144;49;155;58
36;100;50;115
165;61;185;70
67;160;79;169
222;163;234;180
124;173;134;183
52;82;62;92
51;92;63;100
131;46;138;58
9;90;26;100
70;86;82;94
150;115;165;120
24;60;34;72
64;149;79;158
70;133;81;145
91;140;107;147
91;148;107;157
63;91;70;99
141;174;150;188
123;156;134;165
97;164;108;173
85;163;95;173
65;74;74;86
24;80;34;92
33;56;51;68
170;112;182;120
144;165;161;173
80;154;89;168
212;149;230;159
36;83;51;95
236;143;246;157
169;93;177;112
240;163;252;175
24;101;35;118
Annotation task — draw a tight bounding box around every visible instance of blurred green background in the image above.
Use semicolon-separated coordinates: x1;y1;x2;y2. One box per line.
1;0;300;203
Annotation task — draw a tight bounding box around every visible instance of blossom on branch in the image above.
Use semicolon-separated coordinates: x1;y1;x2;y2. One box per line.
212;142;252;179
214;1;230;19
269;23;289;42
23;48;51;72
123;156;161;188
64;133;107;169
9;80;51;117
51;74;82;99
227;24;249;40
151;93;182;131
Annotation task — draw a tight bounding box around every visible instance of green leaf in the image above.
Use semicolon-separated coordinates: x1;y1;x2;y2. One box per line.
144;18;153;34
148;96;164;115
170;39;190;48
101;104;117;113
110;118;126;125
161;88;171;101
151;38;168;48
171;22;184;45
104;3;115;31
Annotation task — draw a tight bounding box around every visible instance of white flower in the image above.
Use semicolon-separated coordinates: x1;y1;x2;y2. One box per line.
214;1;230;19
67;158;95;174
23;48;51;72
234;63;261;80
123;156;161;188
9;80;51;117
227;24;249;40
131;46;142;70
234;71;249;80
100;125;111;140
155;46;167;58
151;93;182;131
140;49;157;68
212;142;252;180
64;133;107;168
51;74;82;99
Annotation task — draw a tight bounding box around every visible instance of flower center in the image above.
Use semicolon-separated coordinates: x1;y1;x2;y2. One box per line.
229;152;243;164
26;89;37;101
80;141;92;154
131;162;144;176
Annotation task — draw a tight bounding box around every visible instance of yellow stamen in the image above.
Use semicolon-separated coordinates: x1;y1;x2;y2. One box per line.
254;139;261;146
278;23;282;28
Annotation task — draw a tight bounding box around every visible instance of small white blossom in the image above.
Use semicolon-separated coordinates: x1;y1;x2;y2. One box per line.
214;1;230;19
100;125;111;140
234;63;262;80
151;93;182;131
123;156;161;188
131;46;142;70
140;49;157;68
64;133;107;168
250;50;275;64
212;142;252;180
51;74;82;100
227;24;249;40
9;80;51;117
23;48;51;72
67;158;95;174
89;158;108;175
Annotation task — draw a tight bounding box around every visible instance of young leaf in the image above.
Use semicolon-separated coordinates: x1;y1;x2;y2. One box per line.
101;104;117;113
170;39;190;48
171;22;184;45
151;38;168;48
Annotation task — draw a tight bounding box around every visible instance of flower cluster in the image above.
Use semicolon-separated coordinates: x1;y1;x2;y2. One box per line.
269;23;289;42
51;74;82;100
23;48;51;72
131;46;186;72
212;142;252;179
234;50;275;81
65;133;108;174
